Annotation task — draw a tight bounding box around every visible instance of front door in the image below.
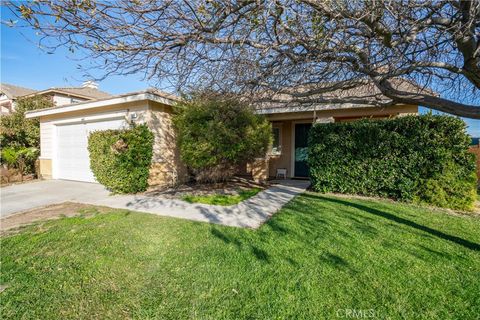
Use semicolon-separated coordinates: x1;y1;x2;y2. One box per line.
294;123;312;177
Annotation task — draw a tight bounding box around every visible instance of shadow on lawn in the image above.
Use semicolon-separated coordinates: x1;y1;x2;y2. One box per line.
303;193;480;252
210;227;271;262
209;202;347;267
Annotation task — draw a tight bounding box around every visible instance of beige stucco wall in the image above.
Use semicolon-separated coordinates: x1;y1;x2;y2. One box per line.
39;158;52;179
0;94;13;114
52;94;89;107
268;120;293;178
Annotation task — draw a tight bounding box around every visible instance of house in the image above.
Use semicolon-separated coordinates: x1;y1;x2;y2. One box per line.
250;81;421;180
25;85;418;186
0;81;112;114
0;83;38;114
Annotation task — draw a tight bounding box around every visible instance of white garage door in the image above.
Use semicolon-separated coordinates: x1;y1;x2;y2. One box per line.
56;118;126;182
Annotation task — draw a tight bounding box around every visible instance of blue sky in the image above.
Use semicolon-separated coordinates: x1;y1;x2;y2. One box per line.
1;9;150;94
1;9;478;137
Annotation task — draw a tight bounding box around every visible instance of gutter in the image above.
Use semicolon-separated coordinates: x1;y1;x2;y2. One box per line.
256;103;376;115
25;90;179;118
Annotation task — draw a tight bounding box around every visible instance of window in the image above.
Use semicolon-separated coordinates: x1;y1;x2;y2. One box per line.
70;98;83;104
271;127;282;155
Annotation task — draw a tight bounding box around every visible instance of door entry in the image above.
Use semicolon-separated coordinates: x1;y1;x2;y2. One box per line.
294;123;312;177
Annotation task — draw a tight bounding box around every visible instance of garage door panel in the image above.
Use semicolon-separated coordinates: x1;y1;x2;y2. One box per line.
56;118;126;183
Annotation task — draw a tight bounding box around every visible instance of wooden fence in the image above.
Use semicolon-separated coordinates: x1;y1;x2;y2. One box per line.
469;144;480;180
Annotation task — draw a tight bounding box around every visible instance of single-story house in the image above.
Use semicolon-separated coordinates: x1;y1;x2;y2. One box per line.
26;86;418;186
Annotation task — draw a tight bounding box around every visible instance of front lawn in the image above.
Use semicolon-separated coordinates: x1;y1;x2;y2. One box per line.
1;193;479;319
182;187;261;205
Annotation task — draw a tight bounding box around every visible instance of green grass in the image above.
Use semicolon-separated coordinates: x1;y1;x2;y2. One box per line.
1;193;480;319
182;187;261;205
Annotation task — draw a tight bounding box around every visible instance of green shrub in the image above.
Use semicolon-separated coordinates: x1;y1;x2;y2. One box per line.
1;147;19;167
17;147;40;174
88;124;154;193
308;114;476;211
173;93;272;183
1;146;39;175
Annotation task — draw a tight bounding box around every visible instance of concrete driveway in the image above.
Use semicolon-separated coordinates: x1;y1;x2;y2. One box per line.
1;180;110;217
1;179;309;228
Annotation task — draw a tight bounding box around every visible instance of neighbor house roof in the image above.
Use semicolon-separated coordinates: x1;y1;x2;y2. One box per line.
23;86;112;100
25;89;179;118
0;83;37;99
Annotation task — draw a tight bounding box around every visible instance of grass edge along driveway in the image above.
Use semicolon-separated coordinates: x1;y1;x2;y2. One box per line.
1;192;479;319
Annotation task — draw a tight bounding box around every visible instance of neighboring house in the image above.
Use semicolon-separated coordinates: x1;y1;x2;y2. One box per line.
26;84;419;186
0;83;37;114
0;81;112;114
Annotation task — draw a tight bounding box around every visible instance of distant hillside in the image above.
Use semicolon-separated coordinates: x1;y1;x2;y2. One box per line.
472;137;479;146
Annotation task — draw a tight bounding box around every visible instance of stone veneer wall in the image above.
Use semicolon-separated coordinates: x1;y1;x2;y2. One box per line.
147;102;188;187
248;158;269;182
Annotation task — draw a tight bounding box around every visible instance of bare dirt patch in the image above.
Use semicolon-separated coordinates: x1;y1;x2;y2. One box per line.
1;202;111;235
144;177;268;199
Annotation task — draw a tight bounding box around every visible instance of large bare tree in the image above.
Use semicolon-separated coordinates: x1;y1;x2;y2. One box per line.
5;0;480;118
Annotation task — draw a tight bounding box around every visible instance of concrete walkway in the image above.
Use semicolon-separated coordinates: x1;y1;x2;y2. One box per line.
84;179;310;228
1;179;309;228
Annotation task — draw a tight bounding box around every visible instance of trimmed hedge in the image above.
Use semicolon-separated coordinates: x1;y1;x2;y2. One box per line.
308;114;477;211
88;124;154;193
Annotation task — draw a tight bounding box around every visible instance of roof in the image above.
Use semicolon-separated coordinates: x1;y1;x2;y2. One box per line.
24;86;112;100
254;79;436;114
25;89;179;118
1;82;112;101
0;83;37;99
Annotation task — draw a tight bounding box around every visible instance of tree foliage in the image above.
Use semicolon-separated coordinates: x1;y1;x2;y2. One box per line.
0;96;51;176
6;0;480;118
173;93;272;183
308;114;477;211
0;96;52;148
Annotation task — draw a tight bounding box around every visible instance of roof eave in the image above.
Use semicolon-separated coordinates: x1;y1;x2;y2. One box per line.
25;91;177;118
256;103;381;115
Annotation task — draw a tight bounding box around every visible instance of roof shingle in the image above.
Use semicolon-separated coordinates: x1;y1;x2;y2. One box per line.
32;87;112;100
0;83;37;99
